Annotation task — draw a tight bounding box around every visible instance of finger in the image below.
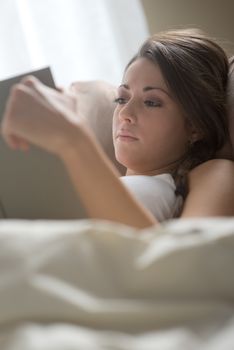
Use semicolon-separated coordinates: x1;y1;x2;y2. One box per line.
8;135;22;150
1;132;20;150
16;137;30;151
21;75;40;86
55;86;65;93
0;87;31;152
21;75;57;101
3;134;30;151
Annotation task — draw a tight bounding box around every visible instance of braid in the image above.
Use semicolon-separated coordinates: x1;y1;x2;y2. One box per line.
173;139;215;199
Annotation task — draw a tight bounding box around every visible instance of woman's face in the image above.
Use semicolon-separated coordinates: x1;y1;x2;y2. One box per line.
112;57;190;175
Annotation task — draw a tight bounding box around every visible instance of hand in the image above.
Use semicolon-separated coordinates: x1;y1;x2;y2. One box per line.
1;76;81;156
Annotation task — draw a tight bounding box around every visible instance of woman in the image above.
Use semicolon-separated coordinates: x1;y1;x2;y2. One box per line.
1;29;234;228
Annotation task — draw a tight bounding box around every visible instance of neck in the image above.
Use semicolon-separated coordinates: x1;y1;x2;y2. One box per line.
125;157;186;177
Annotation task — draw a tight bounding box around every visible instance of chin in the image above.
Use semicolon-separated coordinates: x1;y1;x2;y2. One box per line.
115;154;139;171
114;151;129;168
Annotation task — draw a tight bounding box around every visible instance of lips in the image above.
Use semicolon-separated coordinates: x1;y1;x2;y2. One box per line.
117;131;138;141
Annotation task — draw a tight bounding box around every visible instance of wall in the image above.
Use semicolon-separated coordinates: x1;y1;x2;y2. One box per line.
141;0;234;56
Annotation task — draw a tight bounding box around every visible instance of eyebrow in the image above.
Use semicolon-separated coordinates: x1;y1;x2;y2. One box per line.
118;84;172;98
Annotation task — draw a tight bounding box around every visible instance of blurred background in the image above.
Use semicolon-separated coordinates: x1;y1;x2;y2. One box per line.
0;0;233;86
141;0;234;55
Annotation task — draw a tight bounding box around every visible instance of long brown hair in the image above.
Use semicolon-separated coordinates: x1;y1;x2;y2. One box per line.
227;56;234;144
127;29;229;198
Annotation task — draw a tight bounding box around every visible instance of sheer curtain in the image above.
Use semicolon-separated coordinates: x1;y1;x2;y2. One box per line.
0;0;149;86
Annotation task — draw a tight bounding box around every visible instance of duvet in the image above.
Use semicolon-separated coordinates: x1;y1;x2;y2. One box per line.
0;217;233;349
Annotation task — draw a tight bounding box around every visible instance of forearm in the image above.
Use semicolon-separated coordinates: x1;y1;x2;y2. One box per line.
60;124;157;229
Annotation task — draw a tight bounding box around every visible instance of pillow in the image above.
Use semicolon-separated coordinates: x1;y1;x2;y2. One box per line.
68;80;126;175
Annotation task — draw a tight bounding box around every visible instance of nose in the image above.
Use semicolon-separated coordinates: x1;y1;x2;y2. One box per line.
118;100;137;124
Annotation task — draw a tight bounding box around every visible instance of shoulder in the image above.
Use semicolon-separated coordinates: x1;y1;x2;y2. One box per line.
181;159;234;217
188;159;234;186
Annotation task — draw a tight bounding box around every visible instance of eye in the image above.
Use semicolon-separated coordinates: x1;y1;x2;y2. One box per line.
113;97;127;105
144;100;162;107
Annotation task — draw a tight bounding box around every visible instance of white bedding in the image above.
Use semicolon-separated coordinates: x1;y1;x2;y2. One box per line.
0;218;233;349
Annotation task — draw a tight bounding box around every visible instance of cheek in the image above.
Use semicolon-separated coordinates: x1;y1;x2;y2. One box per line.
112;111;118;139
143;115;188;152
112;110;121;152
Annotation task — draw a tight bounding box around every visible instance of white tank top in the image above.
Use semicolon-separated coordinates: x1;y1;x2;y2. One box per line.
120;174;183;222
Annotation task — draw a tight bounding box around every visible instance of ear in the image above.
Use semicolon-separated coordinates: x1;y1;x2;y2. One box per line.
186;122;203;144
189;129;203;144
